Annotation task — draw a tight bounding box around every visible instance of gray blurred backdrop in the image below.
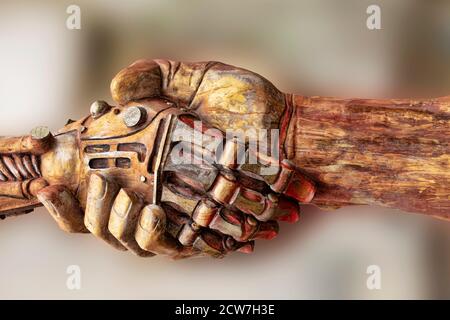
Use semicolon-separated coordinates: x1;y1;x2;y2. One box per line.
0;0;449;299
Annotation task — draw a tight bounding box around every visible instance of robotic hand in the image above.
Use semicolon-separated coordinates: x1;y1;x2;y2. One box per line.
0;60;315;259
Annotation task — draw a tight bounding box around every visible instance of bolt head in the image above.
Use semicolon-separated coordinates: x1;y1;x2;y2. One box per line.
123;106;145;127
30;126;51;140
90;100;110;119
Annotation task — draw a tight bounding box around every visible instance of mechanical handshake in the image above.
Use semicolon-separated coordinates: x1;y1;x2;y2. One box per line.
0;59;448;259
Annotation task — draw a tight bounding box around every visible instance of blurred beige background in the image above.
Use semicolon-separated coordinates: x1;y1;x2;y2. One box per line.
0;0;449;299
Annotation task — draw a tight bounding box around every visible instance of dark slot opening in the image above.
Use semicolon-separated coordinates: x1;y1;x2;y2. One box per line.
84;144;110;153
117;143;146;162
115;157;131;168
89;158;109;169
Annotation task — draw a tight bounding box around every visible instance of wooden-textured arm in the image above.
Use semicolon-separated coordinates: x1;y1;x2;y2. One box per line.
285;95;450;218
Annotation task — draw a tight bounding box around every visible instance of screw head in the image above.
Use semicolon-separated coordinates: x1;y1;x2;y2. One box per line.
123;106;145;127
90;100;110;119
30;126;51;140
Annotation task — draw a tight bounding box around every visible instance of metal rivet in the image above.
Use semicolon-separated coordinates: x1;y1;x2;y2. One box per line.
30;126;51;140
90;100;110;119
140;176;147;182
123;106;145;127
